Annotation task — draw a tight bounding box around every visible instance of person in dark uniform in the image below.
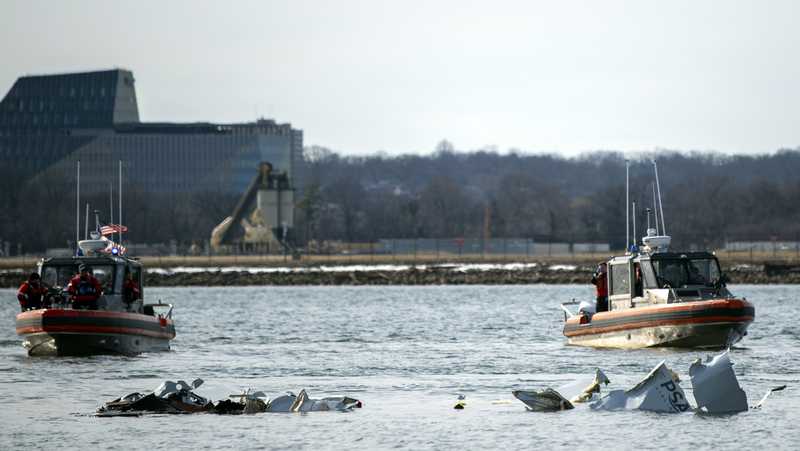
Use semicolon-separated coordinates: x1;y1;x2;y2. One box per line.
633;263;644;297
17;272;47;311
67;264;103;310
591;262;608;312
123;271;141;305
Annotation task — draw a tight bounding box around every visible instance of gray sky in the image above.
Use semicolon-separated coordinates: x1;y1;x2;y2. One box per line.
2;0;798;155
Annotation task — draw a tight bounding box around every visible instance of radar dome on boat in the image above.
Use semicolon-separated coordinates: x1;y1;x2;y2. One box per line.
641;229;671;253
78;239;107;255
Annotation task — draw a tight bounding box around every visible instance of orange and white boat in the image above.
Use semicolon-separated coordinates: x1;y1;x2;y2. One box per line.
15;240;175;356
561;160;754;349
562;245;754;349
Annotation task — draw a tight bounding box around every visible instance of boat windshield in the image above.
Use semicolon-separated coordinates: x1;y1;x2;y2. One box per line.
41;264;117;294
651;258;721;288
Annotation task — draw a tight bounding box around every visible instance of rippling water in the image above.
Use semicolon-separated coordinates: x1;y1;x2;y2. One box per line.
1;285;799;450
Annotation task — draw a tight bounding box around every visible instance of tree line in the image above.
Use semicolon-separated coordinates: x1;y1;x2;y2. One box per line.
1;144;799;254
295;144;800;251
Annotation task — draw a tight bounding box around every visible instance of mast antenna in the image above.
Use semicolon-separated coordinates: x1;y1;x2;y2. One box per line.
109;182;114;243
632;201;637;250
84;203;90;240
76;161;80;252
625;159;630;252
652;159;666;234
651;183;659;235
119;160;123;246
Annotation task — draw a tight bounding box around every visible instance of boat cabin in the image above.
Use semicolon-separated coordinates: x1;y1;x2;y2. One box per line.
38;255;144;313
607;251;728;311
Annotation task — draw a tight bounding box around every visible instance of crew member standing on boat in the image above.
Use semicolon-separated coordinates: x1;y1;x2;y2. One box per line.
68;264;103;310
591;263;608;312
17;273;47;311
123;271;140;305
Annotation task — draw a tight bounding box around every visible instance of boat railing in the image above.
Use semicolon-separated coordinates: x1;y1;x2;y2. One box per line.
143;301;173;319
560;299;580;321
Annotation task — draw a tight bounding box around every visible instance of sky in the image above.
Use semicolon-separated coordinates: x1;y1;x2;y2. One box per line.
1;0;798;156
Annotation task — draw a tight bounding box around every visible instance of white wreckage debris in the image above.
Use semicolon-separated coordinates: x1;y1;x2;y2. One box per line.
97;378;212;416
512;369;610;411
688;350;748;414
514;351;782;414
96;380;362;416
238;389;363;413
753;385;787;409
590;362;690;413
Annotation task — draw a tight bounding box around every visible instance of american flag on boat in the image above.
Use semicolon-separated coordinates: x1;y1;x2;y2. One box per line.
100;223;128;236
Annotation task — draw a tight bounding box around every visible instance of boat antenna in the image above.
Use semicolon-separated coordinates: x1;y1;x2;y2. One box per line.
109;182;114;243
94;210;100;234
118;160;123;246
625;159;630;252
632;201;637;249
652;159;666;234
76;160;80;252
84;203;90;240
646;207;652;231
651;182;659;235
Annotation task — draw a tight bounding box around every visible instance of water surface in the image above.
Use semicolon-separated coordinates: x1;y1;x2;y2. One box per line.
1;285;798;449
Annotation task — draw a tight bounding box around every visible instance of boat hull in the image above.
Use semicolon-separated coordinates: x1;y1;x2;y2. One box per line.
16;309;175;356
563;298;754;349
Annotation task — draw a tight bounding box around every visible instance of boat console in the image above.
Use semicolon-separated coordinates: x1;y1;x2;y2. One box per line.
38;255;145;313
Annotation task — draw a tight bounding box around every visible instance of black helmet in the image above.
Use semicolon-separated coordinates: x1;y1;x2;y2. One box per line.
29;272;40;281
78;263;89;273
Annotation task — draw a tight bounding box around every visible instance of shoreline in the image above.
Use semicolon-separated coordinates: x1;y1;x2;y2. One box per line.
1;261;798;287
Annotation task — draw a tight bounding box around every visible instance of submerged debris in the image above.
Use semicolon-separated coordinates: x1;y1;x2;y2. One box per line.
96;380;362;417
260;390;362;413
590;362;690;413
753;385;787;409
97;379;212;416
689;350;748;413
453;394;466;410
512;369;610;412
514;351;782;415
512;388;574;412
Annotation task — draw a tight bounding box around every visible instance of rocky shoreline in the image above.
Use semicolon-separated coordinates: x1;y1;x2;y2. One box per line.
2;262;799;287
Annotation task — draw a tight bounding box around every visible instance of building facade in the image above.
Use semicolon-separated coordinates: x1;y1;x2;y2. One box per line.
0;69;303;195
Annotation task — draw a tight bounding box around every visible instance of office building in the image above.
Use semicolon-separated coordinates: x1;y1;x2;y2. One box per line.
0;69;304;195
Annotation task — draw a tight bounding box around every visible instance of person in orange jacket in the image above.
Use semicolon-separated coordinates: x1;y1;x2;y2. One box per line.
591;262;608;312
67;263;103;310
17;272;47;311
